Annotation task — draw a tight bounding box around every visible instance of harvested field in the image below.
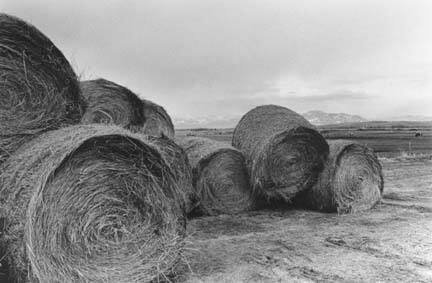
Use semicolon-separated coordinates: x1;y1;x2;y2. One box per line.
171;156;432;282
170;126;432;282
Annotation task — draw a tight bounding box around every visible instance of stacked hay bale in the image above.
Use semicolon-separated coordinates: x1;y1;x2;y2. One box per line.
295;140;384;213
0;125;186;283
0;13;84;165
142;99;175;138
80;79;174;138
80;79;193;212
147;136;197;214
232;105;329;203
80;79;145;130
178;137;252;216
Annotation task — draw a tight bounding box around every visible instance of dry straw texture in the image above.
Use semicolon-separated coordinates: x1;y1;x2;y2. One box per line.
0;13;84;165
177;137;252;216
147;136;197;214
142;99;175;139
0;124;186;283
232;105;329;203
295;140;384;213
80;79;145;131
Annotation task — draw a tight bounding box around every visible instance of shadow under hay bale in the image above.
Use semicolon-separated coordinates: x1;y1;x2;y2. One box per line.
80;79;145;130
142;99;175;139
232;105;329;203
295;140;384;214
177;137;253;216
0;124;186;283
0;13;84;166
147;135;197;214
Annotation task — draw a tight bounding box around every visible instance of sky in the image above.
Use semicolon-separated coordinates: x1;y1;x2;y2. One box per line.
1;0;431;120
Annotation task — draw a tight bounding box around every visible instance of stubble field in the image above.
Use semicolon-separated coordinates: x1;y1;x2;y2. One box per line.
175;121;432;282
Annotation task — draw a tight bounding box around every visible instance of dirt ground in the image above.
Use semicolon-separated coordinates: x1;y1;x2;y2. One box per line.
175;156;432;282
0;154;430;282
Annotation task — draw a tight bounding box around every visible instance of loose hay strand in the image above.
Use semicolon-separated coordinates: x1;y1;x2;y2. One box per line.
177;137;252;216
232;105;329;203
0;124;186;283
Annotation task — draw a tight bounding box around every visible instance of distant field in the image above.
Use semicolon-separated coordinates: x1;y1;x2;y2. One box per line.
176;121;432;157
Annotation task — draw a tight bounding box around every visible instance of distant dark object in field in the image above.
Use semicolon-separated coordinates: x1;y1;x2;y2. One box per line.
0;125;186;282
177;136;252;216
232;105;329;203
80;79;145;130
0;13;84;165
415;132;422;137
147;135;197;213
142;98;175;138
295;140;383;213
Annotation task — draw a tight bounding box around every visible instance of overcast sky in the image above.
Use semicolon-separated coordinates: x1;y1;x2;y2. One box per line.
2;0;431;119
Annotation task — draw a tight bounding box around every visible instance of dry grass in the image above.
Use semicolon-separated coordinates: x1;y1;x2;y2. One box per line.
232;105;329;203
177;137;252;216
0;124;186;283
296;140;383;213
0;13;84;166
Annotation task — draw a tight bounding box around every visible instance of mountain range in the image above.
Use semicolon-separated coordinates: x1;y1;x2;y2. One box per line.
173;111;431;129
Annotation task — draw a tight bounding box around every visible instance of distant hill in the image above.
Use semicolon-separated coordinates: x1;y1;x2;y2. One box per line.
303;110;367;126
174;111;432;129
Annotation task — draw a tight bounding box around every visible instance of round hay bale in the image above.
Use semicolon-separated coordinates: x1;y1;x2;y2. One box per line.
177;136;252;216
0;13;84;165
232;105;329;203
80;78;145;131
142;99;175;139
295;140;384;213
147;135;197;214
0;124;186;283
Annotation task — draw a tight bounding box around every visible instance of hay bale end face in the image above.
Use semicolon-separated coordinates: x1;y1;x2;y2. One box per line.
147;135;197;214
80;79;145;130
0;124;186;283
232;105;329;203
0;13;84;165
295;140;384;213
142;99;175;139
177;136;252;216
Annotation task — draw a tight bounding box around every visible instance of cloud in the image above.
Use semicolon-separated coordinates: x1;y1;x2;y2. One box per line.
2;0;431;118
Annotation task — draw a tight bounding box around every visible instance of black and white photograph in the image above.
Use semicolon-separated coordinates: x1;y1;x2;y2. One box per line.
0;0;431;282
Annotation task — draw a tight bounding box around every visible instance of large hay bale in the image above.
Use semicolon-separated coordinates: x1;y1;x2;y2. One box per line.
0;13;84;165
232;105;329;203
142;99;175;139
0;124;186;283
295;140;384;213
80;79;145;131
177;137;252;216
147;135;197;214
